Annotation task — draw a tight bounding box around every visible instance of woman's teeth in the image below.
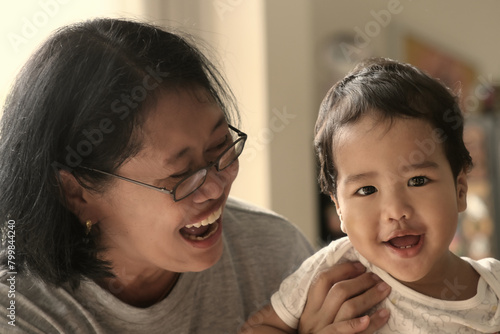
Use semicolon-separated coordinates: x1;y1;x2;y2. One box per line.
184;224;219;241
185;207;222;229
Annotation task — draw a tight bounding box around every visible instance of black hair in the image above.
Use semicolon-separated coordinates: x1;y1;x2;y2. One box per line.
314;57;473;197
0;18;239;288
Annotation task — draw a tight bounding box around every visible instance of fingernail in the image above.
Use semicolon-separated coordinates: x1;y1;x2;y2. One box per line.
377;309;390;318
377;282;390;291
359;315;369;324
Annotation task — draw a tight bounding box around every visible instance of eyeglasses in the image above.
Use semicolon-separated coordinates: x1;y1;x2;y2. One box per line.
80;125;247;202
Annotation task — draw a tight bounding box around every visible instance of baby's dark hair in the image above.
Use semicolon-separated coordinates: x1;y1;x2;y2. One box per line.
314;57;473;197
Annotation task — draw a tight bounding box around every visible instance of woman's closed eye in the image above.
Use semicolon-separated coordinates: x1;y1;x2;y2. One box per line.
356;185;377;196
164;135;230;181
211;134;230;153
408;176;429;187
162;168;196;188
163;130;232;182
168;170;191;180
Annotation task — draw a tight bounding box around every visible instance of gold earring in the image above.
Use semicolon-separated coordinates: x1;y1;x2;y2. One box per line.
85;220;93;235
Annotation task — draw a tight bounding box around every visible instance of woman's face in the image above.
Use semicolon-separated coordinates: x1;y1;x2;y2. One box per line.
86;88;238;274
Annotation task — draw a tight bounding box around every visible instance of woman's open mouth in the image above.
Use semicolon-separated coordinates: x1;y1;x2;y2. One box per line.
180;207;222;241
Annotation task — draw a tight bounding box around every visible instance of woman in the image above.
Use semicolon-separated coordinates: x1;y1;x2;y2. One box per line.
0;18;389;333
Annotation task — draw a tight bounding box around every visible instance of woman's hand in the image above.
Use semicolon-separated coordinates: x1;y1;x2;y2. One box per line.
298;262;390;334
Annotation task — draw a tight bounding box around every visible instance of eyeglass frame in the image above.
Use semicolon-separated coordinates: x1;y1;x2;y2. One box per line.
79;125;247;202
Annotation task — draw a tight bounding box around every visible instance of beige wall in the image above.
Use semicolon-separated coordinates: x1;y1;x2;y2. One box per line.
311;0;500;103
0;0;140;111
155;0;320;245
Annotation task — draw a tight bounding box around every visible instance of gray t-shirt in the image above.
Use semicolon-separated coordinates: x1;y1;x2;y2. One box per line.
0;197;313;333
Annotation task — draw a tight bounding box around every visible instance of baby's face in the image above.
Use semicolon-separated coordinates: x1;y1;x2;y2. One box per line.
332;114;467;287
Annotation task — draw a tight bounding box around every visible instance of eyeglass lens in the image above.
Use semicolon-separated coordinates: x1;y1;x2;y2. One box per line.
174;138;244;200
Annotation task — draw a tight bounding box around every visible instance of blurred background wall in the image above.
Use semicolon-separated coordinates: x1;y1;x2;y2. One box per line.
1;0;499;254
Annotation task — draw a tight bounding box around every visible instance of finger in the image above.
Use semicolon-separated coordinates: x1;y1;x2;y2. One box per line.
359;309;390;334
303;270;376;330
335;276;391;322
306;262;366;313
322;315;370;334
318;272;379;324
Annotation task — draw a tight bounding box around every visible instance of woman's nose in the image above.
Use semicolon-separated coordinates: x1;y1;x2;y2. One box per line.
192;163;238;202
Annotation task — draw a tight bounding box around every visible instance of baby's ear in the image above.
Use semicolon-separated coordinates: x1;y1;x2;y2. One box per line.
456;169;468;213
329;193;346;233
329;193;339;211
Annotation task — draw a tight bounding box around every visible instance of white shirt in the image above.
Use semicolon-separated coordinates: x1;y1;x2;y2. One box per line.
271;237;500;333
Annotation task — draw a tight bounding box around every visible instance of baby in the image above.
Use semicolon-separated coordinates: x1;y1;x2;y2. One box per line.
243;58;500;333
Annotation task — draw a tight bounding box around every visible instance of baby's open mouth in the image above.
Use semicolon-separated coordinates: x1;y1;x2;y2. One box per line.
386;235;421;249
180;207;222;241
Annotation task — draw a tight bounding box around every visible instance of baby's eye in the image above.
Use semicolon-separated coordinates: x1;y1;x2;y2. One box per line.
356;186;377;196
408;176;428;187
